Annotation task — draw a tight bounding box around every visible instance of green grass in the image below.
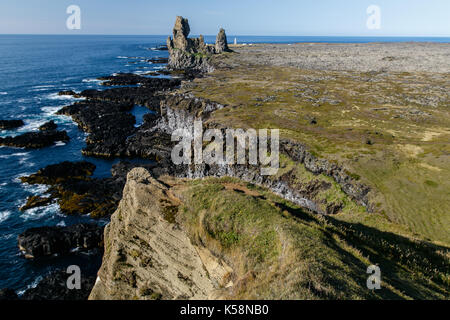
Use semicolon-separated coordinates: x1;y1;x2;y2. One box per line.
182;61;450;244
178;177;449;300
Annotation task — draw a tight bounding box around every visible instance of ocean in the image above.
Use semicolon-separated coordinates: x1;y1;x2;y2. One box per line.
0;34;448;293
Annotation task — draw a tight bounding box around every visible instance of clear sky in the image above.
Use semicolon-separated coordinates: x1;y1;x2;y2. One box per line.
0;0;449;36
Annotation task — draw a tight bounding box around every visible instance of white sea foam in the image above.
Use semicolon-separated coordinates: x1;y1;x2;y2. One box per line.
29;88;50;92
57;220;66;227
0;211;12;223
18;119;47;133
117;56;128;59
0;92;7;95
82;78;104;84
32;85;55;89
0;233;14;240
41;106;62;116
13;172;31;183
17;275;44;296
53;141;66;147
0;152;31;159
22;183;49;195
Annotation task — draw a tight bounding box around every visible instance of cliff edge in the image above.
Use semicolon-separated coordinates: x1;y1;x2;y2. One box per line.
90;168;449;300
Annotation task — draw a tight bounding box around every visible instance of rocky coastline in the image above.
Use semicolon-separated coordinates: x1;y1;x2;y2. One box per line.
2;16;448;300
2;16;367;299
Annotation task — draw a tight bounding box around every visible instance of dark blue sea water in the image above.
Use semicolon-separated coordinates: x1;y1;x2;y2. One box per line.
0;35;449;293
0;35;170;292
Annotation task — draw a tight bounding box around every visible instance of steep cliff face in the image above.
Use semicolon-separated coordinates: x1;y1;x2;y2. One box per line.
154;93;371;215
90;169;449;300
89;168;232;300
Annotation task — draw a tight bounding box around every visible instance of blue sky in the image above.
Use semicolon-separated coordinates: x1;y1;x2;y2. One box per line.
0;0;449;36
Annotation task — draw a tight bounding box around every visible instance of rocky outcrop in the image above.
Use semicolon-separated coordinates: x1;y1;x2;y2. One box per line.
57;75;180;158
0;130;69;148
215;28;229;53
18;224;104;259
20;161;125;218
21;270;96;300
89;168;232;300
39;120;57;131
167;16;230;71
0;119;24;130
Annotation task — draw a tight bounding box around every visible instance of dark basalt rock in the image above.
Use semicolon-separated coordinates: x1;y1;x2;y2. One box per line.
21;270;96;300
0;119;24;130
98;73;180;89
58;100;136;157
39;120;57;131
0;288;19;300
58;90;78;96
21;161;96;185
0;130;69;148
20;161;128;218
18;223;104;259
20;195;53;211
110;161;158;185
153;45;168;51
57;75;181;158
147;57;169;64
125;129;175;161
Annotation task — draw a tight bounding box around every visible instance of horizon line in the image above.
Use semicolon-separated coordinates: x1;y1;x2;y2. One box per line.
0;33;450;38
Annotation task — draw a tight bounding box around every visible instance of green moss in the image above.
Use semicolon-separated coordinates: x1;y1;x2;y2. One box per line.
162;205;178;224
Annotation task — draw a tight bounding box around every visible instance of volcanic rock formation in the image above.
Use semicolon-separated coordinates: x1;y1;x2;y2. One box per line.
167;16;230;71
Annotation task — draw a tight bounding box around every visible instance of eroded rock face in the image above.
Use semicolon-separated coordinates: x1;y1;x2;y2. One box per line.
18;224;104;259
167;16;229;71
89;168;232;300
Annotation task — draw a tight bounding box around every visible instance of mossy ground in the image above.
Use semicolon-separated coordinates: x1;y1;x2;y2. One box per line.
180;55;450;244
177;177;449;300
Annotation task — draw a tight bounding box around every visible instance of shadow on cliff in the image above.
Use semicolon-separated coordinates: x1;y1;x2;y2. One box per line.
281;203;449;299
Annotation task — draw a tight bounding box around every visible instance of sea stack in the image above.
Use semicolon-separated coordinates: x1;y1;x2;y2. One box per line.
215;28;229;53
